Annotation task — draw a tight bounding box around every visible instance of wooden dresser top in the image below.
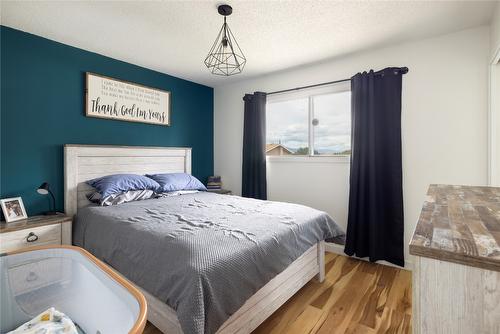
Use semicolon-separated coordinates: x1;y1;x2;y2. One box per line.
409;184;500;272
0;214;71;234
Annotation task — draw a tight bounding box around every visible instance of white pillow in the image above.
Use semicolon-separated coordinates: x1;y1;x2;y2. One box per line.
155;190;200;197
87;189;155;206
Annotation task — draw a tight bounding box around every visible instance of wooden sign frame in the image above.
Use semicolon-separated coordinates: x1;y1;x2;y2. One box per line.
85;72;171;126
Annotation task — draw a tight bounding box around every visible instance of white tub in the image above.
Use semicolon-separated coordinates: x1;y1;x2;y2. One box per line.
0;246;147;334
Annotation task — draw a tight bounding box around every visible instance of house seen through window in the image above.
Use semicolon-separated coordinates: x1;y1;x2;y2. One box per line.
266;83;351;156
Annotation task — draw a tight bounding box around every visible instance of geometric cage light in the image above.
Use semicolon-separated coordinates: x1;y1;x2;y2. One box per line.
204;5;246;76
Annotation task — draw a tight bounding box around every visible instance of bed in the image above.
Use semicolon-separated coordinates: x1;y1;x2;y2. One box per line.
64;144;344;334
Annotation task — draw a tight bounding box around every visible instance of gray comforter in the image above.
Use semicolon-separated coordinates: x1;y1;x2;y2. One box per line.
74;192;344;334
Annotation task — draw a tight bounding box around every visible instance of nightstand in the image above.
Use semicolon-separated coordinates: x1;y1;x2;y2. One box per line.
207;189;232;195
0;214;72;254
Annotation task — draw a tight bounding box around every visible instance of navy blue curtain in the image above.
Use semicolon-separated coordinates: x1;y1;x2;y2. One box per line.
242;92;267;200
344;67;405;267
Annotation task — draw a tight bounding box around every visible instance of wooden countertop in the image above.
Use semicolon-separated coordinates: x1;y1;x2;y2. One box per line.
0;213;72;233
410;184;500;272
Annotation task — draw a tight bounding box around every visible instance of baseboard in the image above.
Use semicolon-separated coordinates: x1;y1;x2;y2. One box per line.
325;242;413;271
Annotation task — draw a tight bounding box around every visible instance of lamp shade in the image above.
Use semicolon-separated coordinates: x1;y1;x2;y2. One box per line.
36;182;57;215
204;5;246;76
37;182;50;195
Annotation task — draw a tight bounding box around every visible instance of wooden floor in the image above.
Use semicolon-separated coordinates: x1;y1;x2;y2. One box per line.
144;253;412;334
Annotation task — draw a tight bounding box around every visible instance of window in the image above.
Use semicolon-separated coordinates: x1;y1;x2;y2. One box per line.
266;83;351;157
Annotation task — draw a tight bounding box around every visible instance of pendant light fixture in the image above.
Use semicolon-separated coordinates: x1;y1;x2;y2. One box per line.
204;4;246;76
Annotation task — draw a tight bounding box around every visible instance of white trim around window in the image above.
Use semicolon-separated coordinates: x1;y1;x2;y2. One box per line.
267;155;350;163
266;80;351;160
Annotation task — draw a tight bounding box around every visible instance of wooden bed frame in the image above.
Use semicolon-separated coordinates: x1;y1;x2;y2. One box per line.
64;144;325;334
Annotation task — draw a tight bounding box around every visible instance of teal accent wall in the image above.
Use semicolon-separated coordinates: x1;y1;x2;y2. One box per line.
0;26;214;215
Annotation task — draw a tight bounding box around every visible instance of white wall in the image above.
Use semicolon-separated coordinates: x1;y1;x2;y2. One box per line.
490;4;500;186
214;26;490;267
491;3;500;60
266;157;350;233
491;63;500;186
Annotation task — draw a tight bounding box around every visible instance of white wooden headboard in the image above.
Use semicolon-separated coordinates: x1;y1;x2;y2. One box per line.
64;144;192;217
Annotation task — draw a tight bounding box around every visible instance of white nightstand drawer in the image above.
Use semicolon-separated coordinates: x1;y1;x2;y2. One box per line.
0;224;61;253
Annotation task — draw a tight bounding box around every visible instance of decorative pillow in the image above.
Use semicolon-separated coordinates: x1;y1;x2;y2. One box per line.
86;174;160;198
86;191;102;204
87;189;155;206
145;173;207;193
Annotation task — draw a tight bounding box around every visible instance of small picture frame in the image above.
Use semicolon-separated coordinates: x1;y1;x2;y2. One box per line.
1;197;28;223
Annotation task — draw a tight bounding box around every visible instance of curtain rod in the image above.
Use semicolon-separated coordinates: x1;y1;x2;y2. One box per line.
267;66;409;96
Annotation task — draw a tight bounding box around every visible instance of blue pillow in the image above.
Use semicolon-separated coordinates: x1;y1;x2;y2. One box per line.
145;173;207;193
86;174;160;198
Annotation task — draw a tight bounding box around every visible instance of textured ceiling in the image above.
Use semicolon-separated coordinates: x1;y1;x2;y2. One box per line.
1;1;497;87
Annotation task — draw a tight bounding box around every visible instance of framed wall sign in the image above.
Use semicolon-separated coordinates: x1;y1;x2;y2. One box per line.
85;72;171;126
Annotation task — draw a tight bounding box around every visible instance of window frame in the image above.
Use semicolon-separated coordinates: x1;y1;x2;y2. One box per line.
266;81;351;161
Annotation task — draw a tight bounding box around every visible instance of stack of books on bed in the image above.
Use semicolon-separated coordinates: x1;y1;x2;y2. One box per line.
206;176;222;191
